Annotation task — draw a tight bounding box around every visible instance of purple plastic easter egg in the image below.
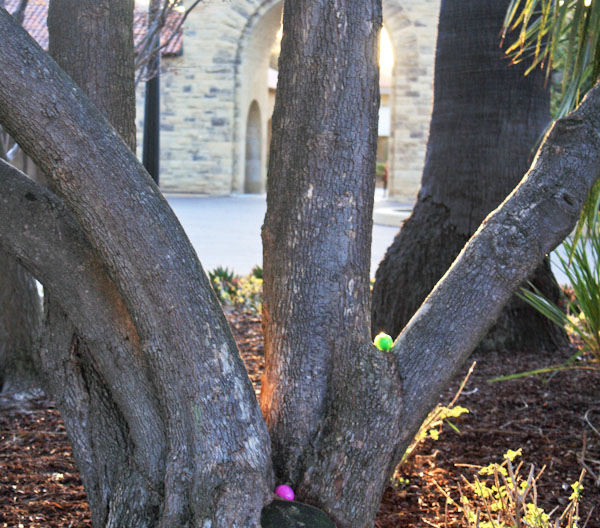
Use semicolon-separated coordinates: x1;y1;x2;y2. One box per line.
275;484;295;501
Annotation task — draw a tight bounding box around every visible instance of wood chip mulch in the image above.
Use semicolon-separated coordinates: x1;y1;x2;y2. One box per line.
1;308;599;527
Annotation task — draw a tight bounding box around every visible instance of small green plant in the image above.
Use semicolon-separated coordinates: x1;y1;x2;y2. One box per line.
208;266;263;314
251;265;263;280
208;265;235;284
390;474;410;490
401;362;473;464
437;449;587;528
208;266;237;300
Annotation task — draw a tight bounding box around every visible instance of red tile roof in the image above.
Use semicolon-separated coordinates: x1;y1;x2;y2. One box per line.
3;0;184;56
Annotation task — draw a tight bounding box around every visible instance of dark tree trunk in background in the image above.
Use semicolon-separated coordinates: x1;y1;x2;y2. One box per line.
262;2;404;525
0;254;40;393
48;0;137;150
372;0;568;353
0;0;41;395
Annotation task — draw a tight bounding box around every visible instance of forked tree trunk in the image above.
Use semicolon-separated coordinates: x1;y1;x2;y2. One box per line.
372;0;568;353
2;3;600;527
261;1;405;525
262;1;592;526
0;7;273;527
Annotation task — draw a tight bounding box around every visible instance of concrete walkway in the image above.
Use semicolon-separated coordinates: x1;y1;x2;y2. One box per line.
167;192;570;286
167;191;404;277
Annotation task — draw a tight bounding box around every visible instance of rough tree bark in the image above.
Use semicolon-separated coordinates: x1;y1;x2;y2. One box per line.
1;2;600;527
48;0;137;150
41;3;169;523
372;0;568;352
262;1;403;525
39;0;136;422
0;0;41;395
0;7;273;527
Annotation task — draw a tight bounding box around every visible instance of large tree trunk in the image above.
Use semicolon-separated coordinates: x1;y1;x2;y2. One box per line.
372;0;568;353
2;2;600;527
0;7;273;527
0;0;41;395
261;1;403;525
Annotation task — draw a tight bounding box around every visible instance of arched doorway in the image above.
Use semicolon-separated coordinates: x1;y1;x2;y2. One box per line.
232;0;440;200
232;1;283;192
244;100;263;193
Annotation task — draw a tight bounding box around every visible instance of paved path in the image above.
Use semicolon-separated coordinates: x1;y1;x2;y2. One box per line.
167;192;570;286
167;193;400;277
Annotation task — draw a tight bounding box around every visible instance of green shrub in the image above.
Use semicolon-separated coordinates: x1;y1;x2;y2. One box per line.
231;274;262;313
208;266;263;314
251;265;263;280
437;449;586;528
208;266;238;304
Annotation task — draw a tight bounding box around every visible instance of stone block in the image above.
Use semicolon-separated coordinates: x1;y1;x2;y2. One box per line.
261;500;335;528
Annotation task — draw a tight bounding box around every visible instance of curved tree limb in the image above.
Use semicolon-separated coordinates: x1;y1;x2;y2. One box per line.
0;9;273;523
390;83;600;467
0;159;168;519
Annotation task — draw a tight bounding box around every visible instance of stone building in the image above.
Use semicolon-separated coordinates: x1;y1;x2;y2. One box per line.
137;0;440;201
7;0;441;201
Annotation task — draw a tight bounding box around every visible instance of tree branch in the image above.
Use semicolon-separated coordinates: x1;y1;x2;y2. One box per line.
134;0;203;84
390;82;600;466
0;157;166;492
0;11;273;522
12;0;27;25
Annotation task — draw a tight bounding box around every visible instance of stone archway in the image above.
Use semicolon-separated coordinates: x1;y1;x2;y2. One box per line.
233;0;441;200
232;0;282;192
147;0;440;200
244;100;263;192
383;0;440;201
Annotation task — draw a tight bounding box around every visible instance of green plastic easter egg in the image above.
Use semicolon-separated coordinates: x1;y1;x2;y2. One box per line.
374;332;393;351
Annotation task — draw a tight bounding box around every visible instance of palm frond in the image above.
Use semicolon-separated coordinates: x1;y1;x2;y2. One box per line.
504;0;600;117
504;0;600;237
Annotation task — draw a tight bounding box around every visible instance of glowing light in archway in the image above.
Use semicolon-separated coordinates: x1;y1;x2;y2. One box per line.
380;26;394;70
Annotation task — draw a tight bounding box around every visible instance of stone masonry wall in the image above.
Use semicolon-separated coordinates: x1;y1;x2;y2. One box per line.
385;0;440;202
136;0;440;201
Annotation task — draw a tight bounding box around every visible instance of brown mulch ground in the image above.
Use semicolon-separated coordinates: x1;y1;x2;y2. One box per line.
1;308;599;527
